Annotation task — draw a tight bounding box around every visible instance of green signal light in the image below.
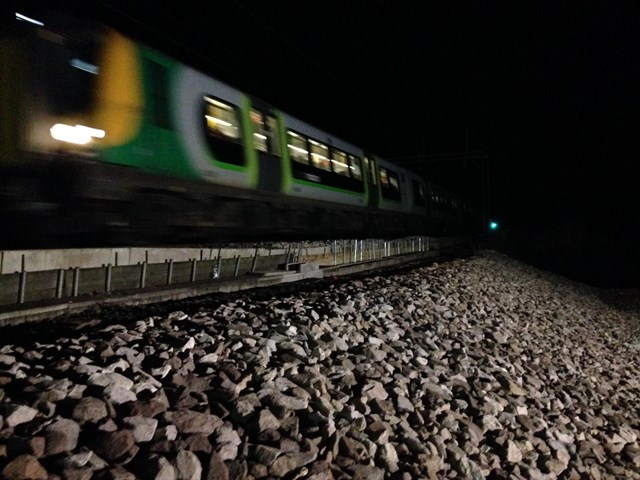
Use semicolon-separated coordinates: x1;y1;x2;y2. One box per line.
489;221;499;231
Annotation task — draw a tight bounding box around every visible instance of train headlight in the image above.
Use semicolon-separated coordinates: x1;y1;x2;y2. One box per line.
50;124;105;145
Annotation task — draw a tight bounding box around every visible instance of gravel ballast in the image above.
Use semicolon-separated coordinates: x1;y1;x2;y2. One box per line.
0;250;638;479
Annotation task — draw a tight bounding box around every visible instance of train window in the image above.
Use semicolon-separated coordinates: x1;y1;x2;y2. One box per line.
309;139;331;171
330;149;350;176
204;96;241;143
251;109;280;156
389;174;400;191
380;167;389;188
349;155;363;180
381;168;399;191
41;25;100;116
380;166;401;201
413;180;426;206
287;131;310;164
250;110;268;152
266;116;280;156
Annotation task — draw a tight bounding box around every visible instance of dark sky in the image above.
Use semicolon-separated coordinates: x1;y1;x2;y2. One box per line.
22;1;640;236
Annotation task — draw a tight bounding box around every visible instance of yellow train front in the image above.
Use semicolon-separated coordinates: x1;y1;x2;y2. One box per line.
0;7;471;248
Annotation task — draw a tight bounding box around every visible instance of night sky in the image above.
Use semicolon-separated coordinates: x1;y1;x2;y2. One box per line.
19;1;640;286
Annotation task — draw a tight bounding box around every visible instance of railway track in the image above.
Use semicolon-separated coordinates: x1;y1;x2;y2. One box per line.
0;236;473;327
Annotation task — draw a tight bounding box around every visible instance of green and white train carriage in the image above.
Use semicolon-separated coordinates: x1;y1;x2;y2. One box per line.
93;29;371;207
0;7;469;247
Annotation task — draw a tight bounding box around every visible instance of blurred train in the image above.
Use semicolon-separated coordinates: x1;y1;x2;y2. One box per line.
0;7;478;249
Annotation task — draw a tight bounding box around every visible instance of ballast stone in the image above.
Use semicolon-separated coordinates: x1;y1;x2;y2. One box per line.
4;405;38;428
0;251;639;478
1;454;48;480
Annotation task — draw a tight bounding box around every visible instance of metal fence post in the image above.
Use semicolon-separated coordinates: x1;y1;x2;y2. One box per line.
17;255;26;304
139;262;147;288
105;263;112;293
251;247;259;272
72;267;79;297
166;259;173;285
234;255;241;277
56;269;64;299
190;258;198;282
333;240;337;266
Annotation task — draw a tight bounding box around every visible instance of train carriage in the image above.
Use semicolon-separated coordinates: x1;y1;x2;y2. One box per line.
0;6;475;248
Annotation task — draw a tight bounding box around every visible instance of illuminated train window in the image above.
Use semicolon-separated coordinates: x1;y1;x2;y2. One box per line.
204;96;241;143
380;168;399;191
431;191;449;210
331;149;350;177
288;131;365;192
202;96;245;165
287;131;310;164
379;166;401;201
309;139;331;171
251;109;280;156
380;167;389;187
349;155;363;180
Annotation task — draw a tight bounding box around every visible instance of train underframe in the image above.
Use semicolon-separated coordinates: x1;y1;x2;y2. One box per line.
0;155;438;249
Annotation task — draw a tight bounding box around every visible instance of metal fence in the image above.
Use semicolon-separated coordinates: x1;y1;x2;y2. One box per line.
0;237;439;307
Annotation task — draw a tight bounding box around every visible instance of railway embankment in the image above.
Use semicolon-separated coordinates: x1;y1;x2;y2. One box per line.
0;251;639;479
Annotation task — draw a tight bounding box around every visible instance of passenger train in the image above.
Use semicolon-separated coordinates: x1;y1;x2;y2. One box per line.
0;7;477;248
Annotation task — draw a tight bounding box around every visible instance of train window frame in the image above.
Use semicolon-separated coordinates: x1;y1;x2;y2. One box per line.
202;95;245;166
266;115;280;156
251;108;280;156
287;130;310;165
203;95;242;144
389;174;400;192
330;148;350;177
288;133;365;193
379;167;389;188
379;166;402;201
367;157;378;185
309;138;331;172
349;155;363;180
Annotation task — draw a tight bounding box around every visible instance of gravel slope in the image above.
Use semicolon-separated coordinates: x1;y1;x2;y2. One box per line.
0;250;638;479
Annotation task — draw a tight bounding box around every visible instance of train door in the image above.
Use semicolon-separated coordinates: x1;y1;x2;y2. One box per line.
250;99;281;192
363;154;379;207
